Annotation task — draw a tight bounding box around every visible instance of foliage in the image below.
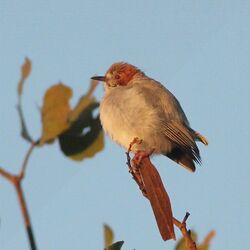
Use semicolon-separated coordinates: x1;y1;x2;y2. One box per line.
104;224;114;249
103;224;215;250
175;230;215;250
106;241;124;250
17;58;104;160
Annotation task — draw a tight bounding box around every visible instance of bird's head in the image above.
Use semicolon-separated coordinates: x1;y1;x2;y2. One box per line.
91;62;144;87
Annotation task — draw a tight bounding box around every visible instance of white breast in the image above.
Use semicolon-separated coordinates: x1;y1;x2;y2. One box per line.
100;84;171;153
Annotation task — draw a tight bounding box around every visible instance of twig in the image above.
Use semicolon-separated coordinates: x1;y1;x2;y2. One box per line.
20;142;36;179
0;167;15;183
0;143;37;250
86;78;100;97
14;180;36;250
173;213;197;250
17;96;34;143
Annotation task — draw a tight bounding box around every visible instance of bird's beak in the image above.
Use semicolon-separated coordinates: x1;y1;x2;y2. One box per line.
91;76;106;82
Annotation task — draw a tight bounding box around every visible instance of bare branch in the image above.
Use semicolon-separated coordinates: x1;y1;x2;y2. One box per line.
0;167;15;183
0;141;37;250
14;181;37;250
173;213;197;250
20;142;36;179
17;96;34;143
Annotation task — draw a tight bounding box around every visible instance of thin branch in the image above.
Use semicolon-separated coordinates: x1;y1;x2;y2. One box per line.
86;78;100;97
0;167;15;183
0;142;36;182
0;142;37;250
14;180;36;250
17;96;34;143
20;142;36;179
173;213;197;250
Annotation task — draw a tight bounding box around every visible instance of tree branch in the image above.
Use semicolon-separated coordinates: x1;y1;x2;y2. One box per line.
0;142;37;250
0;167;15;183
17;96;34;143
173;213;197;250
20;142;36;179
125;140;198;249
126;143;175;241
14;180;37;250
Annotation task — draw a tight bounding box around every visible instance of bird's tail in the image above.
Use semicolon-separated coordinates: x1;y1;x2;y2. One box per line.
165;129;208;172
165;148;196;172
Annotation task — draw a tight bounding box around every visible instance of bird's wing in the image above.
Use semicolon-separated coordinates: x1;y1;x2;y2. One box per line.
134;79;190;124
158;85;190;124
163;121;201;163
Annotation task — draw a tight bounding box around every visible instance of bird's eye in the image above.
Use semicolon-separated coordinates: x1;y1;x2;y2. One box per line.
115;75;120;80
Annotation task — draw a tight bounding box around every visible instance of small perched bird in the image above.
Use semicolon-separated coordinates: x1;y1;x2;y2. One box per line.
92;62;208;172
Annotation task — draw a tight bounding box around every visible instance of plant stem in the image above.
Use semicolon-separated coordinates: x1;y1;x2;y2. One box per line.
14;179;37;250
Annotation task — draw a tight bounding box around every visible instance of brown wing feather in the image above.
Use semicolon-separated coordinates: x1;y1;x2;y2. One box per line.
163;121;201;164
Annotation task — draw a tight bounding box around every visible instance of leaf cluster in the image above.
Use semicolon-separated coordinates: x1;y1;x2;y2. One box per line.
17;58;104;160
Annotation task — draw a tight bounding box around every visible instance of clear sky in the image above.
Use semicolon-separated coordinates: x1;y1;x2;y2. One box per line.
0;1;250;249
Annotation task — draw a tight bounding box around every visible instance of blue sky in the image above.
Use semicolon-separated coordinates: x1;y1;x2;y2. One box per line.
0;1;250;249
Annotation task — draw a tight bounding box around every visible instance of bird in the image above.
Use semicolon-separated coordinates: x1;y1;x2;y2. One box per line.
91;62;208;172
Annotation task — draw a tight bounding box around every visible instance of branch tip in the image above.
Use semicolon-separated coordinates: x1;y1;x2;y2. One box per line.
182;212;190;224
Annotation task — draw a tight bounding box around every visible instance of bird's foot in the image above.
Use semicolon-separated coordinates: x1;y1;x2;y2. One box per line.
131;147;155;198
126;137;149;198
133;148;155;166
128;137;143;152
126;137;142;169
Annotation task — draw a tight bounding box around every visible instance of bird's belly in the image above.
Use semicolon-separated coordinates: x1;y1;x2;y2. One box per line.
100;103;140;150
100;95;173;153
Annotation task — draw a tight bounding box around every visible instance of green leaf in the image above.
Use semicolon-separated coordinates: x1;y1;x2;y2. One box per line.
105;241;124;250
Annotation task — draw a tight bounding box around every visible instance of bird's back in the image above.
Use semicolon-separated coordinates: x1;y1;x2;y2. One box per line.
100;76;191;153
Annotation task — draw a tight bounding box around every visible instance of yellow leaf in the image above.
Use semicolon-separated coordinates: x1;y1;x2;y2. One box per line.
53;79;104;160
86;78;100;97
68;95;95;123
18;57;32;96
198;230;215;250
40;83;72;145
22;57;32;80
68;78;99;123
104;224;114;249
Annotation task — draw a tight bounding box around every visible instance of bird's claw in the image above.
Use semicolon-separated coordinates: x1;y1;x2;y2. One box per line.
126;138;155;198
128;137;143;152
133;148;155;166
